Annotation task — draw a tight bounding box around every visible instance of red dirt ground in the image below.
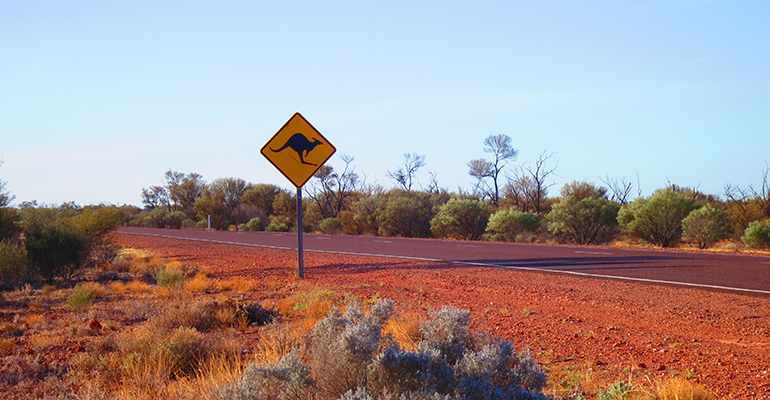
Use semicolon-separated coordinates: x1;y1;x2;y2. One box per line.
116;233;770;399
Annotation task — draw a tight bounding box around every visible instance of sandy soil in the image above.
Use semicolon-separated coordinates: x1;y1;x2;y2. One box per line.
115;233;770;399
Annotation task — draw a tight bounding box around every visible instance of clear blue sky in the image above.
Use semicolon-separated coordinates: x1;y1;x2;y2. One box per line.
2;1;769;206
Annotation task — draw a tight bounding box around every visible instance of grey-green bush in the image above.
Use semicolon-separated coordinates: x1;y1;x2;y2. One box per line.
486;208;540;242
430;198;491;240
682;205;732;249
220;348;314;400
742;220;770;250
219;299;547;400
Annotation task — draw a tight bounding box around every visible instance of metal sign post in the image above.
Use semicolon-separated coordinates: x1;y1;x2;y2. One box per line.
261;113;335;278
296;187;304;279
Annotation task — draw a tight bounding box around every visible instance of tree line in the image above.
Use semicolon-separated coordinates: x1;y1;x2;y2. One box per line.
2;139;770;289
127;135;770;252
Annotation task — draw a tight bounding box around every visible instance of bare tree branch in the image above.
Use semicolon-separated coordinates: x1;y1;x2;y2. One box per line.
387;153;426;191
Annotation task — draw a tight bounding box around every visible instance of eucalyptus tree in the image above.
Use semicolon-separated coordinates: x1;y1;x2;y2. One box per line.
467;134;518;205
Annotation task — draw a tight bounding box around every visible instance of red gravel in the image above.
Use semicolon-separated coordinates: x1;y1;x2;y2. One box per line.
116;233;770;398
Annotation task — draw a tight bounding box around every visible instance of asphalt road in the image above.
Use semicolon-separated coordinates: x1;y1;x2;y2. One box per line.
118;227;770;296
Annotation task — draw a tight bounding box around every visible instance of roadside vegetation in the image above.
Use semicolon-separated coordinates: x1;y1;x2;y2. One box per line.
121;136;770;253
0;244;717;399
0;144;757;399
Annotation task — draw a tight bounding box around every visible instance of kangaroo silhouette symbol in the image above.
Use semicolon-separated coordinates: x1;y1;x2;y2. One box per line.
271;133;323;166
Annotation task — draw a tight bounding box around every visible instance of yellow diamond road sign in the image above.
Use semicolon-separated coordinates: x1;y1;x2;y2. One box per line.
261;113;336;188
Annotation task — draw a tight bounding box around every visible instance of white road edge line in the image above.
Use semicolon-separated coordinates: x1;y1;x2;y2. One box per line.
121;232;770;296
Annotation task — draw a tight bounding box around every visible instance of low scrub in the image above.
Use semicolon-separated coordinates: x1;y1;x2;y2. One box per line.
154;262;188;288
66;282;104;311
486;208;541;242
220;299;548;400
742;219;770;250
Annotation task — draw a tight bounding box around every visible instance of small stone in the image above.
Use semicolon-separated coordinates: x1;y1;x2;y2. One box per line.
88;319;102;332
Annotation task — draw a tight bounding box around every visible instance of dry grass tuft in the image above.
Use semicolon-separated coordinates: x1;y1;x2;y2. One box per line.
0;338;15;355
650;377;715;400
184;273;211;293
126;280;153;293
78;282;108;298
215;277;257;294
110;281;127;296
254;321;305;364
150;257;171;269
24;313;44;327
385;311;423;350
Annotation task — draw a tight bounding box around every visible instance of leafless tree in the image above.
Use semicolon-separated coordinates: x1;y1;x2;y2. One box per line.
505;151;558;214
307;154;359;219
599;175;634;205
725;161;770;220
468;134;518;205
427;171;441;194
387;153;426;192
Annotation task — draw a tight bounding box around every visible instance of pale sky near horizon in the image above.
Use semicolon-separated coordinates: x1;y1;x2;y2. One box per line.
2;1;769;207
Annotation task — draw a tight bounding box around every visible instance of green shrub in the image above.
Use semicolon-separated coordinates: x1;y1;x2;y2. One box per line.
266;222;290;232
379;194;434;238
25;225;87;283
345;195;385;236
486;208;541;242
163;211;188;229
66;283;101;311
546;195;620;245
237;223;249;232
141;208;168;228
682;205;733;249
0;208;21;242
246;217;264;231
319;218;343;235
195;194;233;230
196;219;208;229
742;220;770;250
181;219;197;229
0;241;29;289
430;198;491;240
597;381;636;400
154;264;187;288
618;189;696;247
62;206;122;238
